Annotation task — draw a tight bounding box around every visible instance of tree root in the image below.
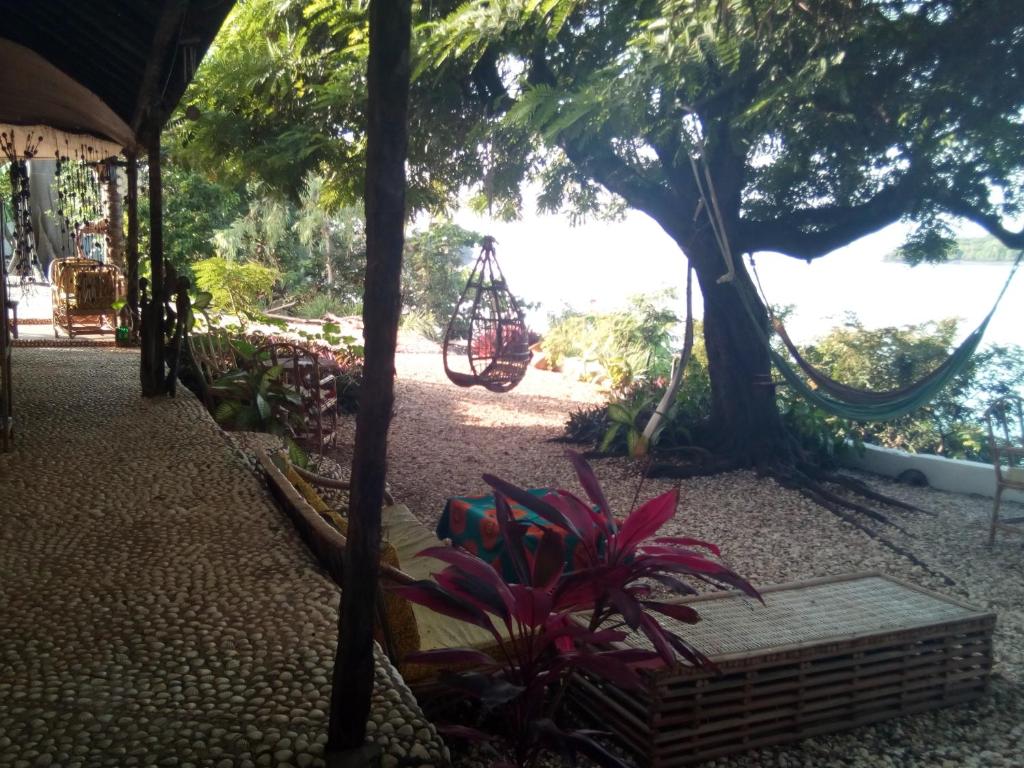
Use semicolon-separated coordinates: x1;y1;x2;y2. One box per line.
815;469;934;516
645;453;740;479
793;483;955;587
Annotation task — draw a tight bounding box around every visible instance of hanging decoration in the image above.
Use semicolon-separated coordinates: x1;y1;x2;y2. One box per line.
443;236;532;393
53;139;107;263
1;130;43;282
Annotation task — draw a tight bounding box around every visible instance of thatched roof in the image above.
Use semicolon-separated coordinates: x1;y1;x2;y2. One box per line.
0;0;234;153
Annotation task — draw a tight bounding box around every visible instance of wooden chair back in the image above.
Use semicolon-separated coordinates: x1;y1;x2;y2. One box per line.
255;341;338;453
984;395;1024;545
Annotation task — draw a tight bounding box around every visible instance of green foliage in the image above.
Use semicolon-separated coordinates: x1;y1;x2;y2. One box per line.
886;235;1022;265
192;256;280;321
294;294;359;320
797;316;1024;460
542;294;679;392
209;341;305;436
401;221;479;340
562;403;609;446
777;390;862;466
138;160;245;273
602;388;657;455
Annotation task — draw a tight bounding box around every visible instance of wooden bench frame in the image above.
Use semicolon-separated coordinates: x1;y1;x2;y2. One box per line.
569;573;995;767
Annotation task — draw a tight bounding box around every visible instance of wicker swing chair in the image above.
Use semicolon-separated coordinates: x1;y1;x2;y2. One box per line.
442;236;532;393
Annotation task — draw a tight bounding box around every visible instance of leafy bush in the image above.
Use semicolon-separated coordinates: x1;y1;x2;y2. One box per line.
399;452;758;767
192;256;279;321
542;293;679;392
402;222;478;341
293;293;359;320
566;311;1022;465
562;404;609;446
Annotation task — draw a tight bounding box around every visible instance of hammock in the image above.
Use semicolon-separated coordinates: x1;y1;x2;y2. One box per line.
685;137;1022;423
442;236;532;393
757;251;1021;422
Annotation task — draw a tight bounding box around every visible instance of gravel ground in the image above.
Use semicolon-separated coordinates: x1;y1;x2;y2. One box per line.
329;344;1024;768
0;348;445;768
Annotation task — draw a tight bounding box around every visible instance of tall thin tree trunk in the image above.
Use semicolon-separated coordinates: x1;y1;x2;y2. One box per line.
103;161;125;271
328;0;411;763
324;224;334;287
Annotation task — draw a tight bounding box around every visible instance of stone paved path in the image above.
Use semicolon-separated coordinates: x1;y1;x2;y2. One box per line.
0;348;441;768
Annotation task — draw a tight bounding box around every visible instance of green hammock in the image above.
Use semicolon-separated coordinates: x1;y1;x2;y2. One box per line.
684;139;1022;424
749;251;1021;423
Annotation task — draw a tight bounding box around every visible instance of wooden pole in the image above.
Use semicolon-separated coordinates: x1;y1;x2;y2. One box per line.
141;129;165;396
126;151;140;336
328;0;411;762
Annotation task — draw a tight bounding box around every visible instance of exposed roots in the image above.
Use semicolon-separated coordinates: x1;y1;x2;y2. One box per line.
814;469;934;516
637;444;955;588
768;463;955;587
645;452;740;479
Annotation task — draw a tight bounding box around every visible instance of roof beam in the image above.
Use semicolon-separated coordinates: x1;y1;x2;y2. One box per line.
130;0;190;138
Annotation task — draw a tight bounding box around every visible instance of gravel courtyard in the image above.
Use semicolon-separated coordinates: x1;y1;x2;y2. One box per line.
357;347;1024;768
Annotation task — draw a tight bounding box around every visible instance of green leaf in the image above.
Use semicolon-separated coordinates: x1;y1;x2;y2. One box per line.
256;393;271;422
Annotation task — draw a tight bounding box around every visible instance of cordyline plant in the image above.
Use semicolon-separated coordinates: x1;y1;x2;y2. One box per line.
396;451;759;768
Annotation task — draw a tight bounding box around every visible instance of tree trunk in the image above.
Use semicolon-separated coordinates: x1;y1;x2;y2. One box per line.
126;152;140;335
324;224;334;287
686;235;791;467
103;161;125;271
328;0;411;763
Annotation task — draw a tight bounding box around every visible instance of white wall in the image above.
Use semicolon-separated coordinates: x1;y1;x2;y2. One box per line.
841;443;1024;503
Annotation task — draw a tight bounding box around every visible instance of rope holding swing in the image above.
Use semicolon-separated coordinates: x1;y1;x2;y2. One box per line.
442;236;533;393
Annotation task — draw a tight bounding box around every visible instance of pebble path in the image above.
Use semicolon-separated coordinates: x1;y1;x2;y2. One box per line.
0;348;446;768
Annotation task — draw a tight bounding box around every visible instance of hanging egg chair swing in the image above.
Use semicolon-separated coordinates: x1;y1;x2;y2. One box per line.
443;236;532;393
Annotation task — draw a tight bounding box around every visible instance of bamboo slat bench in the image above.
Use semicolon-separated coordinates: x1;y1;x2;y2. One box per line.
570;573;995;767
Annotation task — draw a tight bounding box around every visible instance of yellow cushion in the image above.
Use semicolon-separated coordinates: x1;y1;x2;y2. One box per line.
384;504;495;649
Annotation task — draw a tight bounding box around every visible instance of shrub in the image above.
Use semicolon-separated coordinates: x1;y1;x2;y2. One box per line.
293;293;359;320
192;256;279;322
399;452;758;767
798;316;1024;460
542;293;679;392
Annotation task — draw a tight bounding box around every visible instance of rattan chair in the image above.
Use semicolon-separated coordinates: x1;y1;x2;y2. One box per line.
255;342;339;454
188;330;239;408
49;257;124;338
985;395;1024;545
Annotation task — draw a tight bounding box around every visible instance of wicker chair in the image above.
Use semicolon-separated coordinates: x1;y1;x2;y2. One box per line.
49;257;125;338
255;342;339;453
986;395;1024;545
187;330;239;409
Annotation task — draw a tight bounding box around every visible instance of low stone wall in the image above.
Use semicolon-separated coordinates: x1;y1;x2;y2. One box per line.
841;443;1024;503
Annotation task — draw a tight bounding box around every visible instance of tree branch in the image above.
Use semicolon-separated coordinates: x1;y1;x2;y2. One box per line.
930;195;1024;250
560;136;685;237
737;177;920;259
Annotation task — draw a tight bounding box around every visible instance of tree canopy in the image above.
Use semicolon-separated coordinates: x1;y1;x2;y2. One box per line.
177;0;1024;467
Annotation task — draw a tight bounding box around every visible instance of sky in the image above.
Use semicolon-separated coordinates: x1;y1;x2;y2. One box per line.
451;205;1024;349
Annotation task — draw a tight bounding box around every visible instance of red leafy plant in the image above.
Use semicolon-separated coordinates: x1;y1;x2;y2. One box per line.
396;451;759;768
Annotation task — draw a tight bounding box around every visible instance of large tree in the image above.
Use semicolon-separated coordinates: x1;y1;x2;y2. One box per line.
181;0;1024;469
413;0;1024;468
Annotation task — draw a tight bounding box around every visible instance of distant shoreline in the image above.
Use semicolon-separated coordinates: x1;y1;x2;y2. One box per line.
882;256;1019;265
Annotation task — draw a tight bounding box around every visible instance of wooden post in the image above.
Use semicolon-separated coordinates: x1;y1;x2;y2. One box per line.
126;151;140;336
141;128;165;397
328;0;411;762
